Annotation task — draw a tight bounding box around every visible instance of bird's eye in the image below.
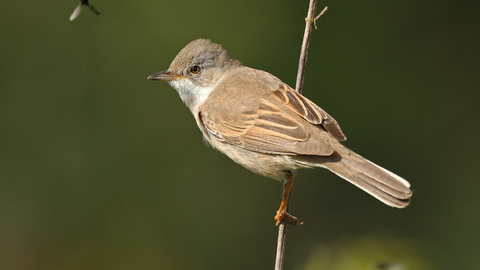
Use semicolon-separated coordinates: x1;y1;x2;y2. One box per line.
189;65;201;74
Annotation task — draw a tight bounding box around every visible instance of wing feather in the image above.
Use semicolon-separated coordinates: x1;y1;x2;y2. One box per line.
198;70;344;155
200;98;334;155
272;84;346;141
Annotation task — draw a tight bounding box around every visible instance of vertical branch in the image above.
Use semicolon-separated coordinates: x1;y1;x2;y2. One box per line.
274;217;288;269
274;1;328;270
274;181;289;270
295;3;328;94
295;0;317;94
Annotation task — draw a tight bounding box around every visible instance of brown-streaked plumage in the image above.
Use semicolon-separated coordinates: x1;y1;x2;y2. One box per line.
148;39;412;225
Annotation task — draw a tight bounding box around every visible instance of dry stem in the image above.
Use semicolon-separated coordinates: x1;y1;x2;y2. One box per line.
295;3;328;94
274;1;328;269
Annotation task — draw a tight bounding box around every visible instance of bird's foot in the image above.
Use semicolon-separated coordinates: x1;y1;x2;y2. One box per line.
274;210;301;226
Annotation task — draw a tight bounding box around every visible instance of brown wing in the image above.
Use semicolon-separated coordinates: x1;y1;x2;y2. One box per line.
271;84;346;141
200;96;335;156
198;66;346;155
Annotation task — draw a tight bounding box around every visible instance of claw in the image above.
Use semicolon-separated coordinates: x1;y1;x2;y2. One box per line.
274;172;301;226
274;210;299;226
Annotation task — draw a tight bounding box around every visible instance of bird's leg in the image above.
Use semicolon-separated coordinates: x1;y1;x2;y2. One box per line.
274;172;299;226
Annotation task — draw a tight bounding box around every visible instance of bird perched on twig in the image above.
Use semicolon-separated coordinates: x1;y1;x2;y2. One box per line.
148;39;412;225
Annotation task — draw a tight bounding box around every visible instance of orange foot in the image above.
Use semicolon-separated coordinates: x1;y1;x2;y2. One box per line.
274;209;299;226
274;172;302;226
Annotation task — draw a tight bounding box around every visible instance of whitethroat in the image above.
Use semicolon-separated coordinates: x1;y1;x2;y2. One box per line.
148;39;412;226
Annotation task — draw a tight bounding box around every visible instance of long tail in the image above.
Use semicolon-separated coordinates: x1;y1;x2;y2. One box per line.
293;149;412;208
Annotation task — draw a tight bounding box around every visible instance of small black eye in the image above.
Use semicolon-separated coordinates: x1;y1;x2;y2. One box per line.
189;65;201;74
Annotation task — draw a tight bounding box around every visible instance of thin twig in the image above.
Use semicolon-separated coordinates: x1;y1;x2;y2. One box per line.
274;216;287;269
274;1;328;269
274;181;289;270
295;2;328;94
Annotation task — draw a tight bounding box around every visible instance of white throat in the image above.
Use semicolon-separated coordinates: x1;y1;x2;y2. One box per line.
169;79;215;113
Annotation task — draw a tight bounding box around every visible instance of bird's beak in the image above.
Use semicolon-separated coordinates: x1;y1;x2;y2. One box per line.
147;70;185;81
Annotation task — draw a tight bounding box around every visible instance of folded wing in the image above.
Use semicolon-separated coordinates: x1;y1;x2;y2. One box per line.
199;83;346;156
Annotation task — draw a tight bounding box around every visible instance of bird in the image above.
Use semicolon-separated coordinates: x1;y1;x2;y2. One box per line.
147;39;412;226
70;0;101;21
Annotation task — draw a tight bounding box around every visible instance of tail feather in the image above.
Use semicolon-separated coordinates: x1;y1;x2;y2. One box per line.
341;158;411;199
293;150;412;208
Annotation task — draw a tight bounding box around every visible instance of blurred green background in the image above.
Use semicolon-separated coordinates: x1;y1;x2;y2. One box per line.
1;0;479;269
